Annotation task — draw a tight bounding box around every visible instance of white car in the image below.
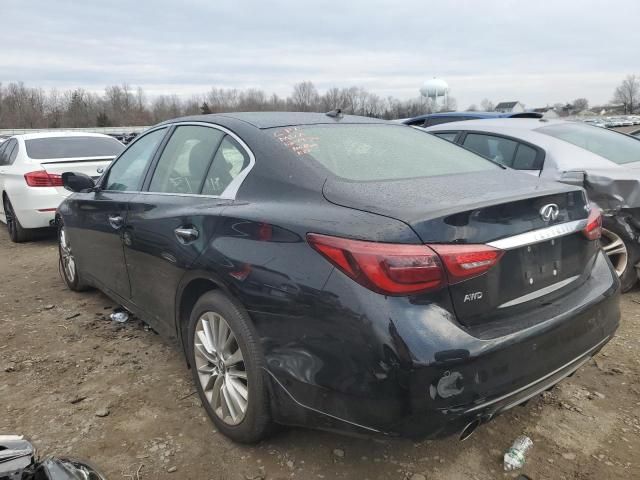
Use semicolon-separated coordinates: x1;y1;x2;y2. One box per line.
0;132;124;242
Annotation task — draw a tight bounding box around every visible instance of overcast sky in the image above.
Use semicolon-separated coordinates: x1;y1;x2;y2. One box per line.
1;0;638;109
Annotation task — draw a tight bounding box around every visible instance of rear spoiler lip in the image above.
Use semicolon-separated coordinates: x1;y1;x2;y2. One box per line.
37;157;116;164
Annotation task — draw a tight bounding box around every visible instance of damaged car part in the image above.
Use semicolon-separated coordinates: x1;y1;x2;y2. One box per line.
425;118;640;291
0;435;107;480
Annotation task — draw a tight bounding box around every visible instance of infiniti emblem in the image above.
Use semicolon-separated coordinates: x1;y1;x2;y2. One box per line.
539;203;560;222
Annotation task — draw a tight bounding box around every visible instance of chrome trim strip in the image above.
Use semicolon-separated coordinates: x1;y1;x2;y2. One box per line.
487;219;587;250
464;336;609;414
498;275;580;309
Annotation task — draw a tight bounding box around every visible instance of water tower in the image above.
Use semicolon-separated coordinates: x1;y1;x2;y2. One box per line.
420;78;449;109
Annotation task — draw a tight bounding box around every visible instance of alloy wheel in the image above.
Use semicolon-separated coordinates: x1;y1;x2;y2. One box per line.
194;311;249;426
601;227;628;277
59;227;76;282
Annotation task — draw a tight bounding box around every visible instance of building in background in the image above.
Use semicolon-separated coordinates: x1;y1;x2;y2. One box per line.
495;101;525;113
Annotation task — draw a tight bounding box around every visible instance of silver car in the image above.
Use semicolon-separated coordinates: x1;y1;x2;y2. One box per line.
424;118;640;291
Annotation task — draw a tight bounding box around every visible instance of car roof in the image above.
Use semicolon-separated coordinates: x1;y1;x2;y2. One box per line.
402;111;543;124
425;117;567;132
162;112;389;129
13;131;117;141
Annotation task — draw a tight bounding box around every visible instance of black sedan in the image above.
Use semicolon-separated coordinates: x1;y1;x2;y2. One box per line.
56;112;620;443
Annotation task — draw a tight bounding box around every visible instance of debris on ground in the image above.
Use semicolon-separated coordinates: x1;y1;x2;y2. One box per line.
504;435;534;471
110;309;129;323
333;448;345;458
95;407;110;418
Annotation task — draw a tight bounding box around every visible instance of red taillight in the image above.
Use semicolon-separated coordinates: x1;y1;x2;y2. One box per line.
307;233;503;295
24;171;63;187
429;244;504;284
307;233;444;295
582;207;602;241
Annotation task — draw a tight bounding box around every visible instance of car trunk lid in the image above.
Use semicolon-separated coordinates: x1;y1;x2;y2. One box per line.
323;170;596;326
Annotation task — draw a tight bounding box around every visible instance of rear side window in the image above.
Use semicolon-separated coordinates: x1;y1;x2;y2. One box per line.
512;143;541;170
7;141;18;165
25;136;124;159
462;133;518;167
149;126;224;194
201;136;250;195
105;128;167;191
273;124;497;181
0;140;12;165
537;123;640;165
433;132;457;142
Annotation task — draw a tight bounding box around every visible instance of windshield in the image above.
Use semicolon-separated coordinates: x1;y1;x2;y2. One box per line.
273;124;498;181
537;123;640;165
25;136;125;160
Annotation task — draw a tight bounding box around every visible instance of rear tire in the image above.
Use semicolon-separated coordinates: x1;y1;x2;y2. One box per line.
58;220;90;291
187;290;273;443
601;217;640;292
3;196;32;243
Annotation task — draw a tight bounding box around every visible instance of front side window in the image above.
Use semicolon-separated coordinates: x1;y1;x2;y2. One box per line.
462;133;518;167
273;124;497;181
537;123;640;165
201;136;250;195
149;126;224;194
104;128;167;191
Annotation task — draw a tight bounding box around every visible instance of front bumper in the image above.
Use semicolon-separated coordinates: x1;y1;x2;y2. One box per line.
264;249;620;439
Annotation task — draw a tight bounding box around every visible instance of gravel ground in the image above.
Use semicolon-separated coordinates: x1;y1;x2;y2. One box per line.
1;227;639;480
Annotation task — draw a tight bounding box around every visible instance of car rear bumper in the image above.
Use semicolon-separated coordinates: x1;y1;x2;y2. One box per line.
263;249;620;439
10;187;68;228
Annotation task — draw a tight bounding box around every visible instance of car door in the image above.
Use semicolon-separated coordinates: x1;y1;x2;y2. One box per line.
63;127;168;301
124;124;253;334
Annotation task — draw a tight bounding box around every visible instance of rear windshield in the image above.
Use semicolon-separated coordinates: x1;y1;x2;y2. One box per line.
537;123;640;165
25;136;125;160
273;124;497;181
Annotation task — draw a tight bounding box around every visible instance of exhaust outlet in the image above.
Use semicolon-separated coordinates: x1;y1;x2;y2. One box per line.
459;419;481;441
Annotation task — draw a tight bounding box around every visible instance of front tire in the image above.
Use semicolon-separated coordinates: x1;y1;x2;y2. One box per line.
3;196;32;243
187;290;273;443
601;217;640;292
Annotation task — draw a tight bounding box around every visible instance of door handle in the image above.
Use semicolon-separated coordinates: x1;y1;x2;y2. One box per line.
174;227;199;243
108;215;124;230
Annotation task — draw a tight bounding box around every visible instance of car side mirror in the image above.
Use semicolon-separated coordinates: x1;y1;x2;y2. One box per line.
62;172;96;192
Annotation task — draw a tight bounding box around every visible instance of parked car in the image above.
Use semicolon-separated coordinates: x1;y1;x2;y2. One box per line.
424;118;640;290
57;112;619;443
0;132;124;242
402;111;543;128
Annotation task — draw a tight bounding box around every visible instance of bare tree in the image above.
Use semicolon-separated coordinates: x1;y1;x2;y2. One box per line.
466;104;478;112
480;98;494;112
613;74;640;113
291;81;320;112
571;98;589;113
